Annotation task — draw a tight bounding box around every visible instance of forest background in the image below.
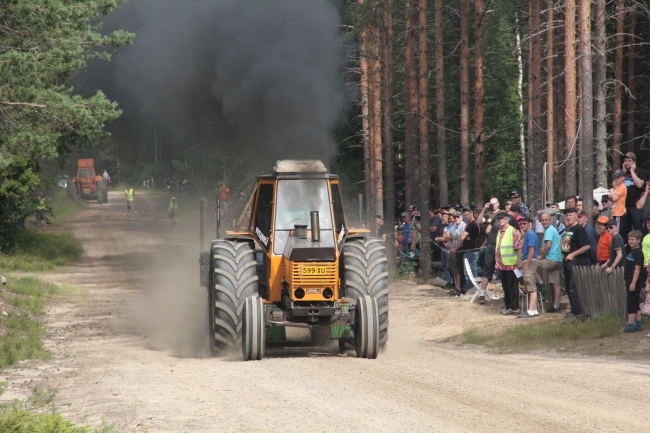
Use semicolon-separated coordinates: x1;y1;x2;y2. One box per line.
2;0;650;274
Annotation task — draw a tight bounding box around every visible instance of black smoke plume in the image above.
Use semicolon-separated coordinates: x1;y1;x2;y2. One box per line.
76;0;343;185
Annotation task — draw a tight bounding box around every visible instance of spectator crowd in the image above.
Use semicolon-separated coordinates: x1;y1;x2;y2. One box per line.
374;152;650;330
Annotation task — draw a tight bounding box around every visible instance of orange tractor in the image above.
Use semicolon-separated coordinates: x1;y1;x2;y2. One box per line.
67;159;108;204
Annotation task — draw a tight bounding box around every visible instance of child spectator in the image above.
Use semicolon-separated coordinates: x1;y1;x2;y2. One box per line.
624;230;646;332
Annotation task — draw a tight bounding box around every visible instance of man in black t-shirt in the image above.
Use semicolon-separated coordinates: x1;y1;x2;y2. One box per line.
622;152;647;232
452;207;480;293
374;215;392;251
561;208;591;318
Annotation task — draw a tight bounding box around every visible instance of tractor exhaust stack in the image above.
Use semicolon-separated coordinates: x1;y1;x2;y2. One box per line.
310;211;320;242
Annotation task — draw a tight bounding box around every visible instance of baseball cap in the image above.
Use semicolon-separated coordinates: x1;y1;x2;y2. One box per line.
454;203;462;209
510;189;520;197
462;206;472;212
596;215;610;224
605;218;617;227
613;169;626;178
452;211;461;217
601;196;610;202
408;204;417;211
520;216;532;223
545;201;556;207
625;152;636;161
496;212;508;219
510;204;521;213
401;212;408;217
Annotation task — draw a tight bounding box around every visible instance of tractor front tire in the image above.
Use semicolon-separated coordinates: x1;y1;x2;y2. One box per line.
242;296;265;361
209;240;259;355
342;238;389;349
354;295;379;359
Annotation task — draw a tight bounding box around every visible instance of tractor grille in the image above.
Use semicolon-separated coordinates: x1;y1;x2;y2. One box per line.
287;261;337;287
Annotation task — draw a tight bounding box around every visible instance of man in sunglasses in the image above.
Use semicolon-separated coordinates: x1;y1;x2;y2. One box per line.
600;219;625;274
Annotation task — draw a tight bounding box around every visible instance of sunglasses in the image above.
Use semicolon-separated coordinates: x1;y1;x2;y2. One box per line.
606;226;616;230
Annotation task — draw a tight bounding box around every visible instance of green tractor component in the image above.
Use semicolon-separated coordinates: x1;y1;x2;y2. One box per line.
199;160;389;361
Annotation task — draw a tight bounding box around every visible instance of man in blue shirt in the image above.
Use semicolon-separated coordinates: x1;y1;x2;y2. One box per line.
530;212;564;313
578;210;598;264
519;217;539;317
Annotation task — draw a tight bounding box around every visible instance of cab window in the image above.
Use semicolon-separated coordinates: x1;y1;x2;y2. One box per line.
254;184;274;249
330;183;346;233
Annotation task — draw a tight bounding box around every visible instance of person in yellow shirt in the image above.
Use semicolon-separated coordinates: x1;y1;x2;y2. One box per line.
124;185;136;216
610;169;628;236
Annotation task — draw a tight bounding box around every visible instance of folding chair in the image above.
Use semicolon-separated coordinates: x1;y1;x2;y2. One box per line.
464;257;493;303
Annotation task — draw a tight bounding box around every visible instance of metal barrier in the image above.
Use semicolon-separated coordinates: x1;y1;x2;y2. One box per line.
573;266;626;319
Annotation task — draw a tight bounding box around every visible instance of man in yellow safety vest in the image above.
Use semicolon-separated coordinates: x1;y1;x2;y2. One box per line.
168;196;177;224
36;192;47;226
495;212;523;315
125;185;135;216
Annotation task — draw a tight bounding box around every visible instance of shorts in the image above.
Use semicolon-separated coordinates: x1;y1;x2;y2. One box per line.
532;258;563;285
127;201;133;211
449;250;463;276
482;244;496;280
625;276;644;315
523;263;537;292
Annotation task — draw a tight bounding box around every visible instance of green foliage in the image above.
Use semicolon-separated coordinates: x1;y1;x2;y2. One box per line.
0;312;50;369
48;188;86;222
0;0;134;247
0;228;82;271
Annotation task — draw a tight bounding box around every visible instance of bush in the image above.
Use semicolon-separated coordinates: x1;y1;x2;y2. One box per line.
0;228;82;271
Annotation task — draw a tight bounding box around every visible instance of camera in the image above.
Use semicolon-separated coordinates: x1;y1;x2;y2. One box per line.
488;204;495;212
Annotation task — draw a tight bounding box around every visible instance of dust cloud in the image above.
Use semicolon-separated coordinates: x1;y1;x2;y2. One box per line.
129;241;210;358
75;0;343;179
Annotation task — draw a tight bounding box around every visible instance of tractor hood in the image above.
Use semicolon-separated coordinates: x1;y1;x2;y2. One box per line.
282;234;336;262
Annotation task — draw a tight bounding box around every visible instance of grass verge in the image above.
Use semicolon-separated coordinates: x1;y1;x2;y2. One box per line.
460;314;649;355
0;228;83;272
49;188;86;223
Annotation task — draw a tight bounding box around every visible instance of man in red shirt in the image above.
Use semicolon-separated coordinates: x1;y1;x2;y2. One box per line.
595;215;611;265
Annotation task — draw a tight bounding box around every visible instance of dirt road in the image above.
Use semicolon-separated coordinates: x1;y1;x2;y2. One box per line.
2;191;649;432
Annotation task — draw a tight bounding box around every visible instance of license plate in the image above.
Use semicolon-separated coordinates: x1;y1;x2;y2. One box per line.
301;266;326;275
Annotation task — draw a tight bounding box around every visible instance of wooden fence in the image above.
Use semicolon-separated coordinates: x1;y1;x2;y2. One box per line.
573;266;626;319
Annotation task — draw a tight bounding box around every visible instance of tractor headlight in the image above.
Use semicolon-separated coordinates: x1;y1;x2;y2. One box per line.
323;288;333;299
294;287;305;299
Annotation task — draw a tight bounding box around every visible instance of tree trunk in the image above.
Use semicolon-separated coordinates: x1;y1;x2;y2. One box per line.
367;14;383;221
546;0;555;202
383;0;395;223
515;13;527;202
613;0;624;170
459;0;470;206
593;0;607;187
528;0;543;214
435;0;447;206
555;9;566;200
359;26;371;220
579;0;594;220
473;0;485;206
418;0;431;278
564;0;577;196
626;1;636;152
404;1;418;209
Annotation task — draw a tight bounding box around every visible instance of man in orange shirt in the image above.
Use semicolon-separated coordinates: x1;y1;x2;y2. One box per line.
610;169;628;236
595;215;611;265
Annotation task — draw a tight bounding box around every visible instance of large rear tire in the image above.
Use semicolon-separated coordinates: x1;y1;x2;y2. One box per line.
208;240;259;355
242;296;265;361
354;295;379;359
342;238;389;349
97;180;108;204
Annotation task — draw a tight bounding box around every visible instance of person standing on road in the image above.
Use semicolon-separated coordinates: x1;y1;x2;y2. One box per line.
36;192;46;226
534;212;565;313
518;217;539;318
125;185;136;216
495;213;522;315
452;207;479;294
623;230;646;332
168;196;178;225
561;208;591;318
102;169;111;183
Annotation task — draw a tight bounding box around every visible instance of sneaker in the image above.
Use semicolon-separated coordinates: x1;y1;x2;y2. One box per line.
500;308;509;314
517;312;530;318
502;308;515;315
636;321;644;332
478;296;486;305
625;323;635;333
565;312;576;318
546;306;560;313
511;308;521;314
